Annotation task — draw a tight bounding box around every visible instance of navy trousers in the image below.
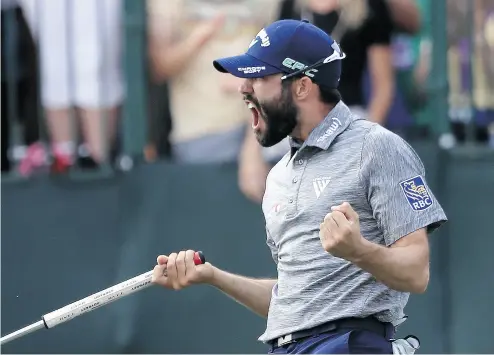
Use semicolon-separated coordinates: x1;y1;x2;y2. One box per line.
268;328;393;354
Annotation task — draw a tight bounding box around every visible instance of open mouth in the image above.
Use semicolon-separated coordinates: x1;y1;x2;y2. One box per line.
246;101;260;129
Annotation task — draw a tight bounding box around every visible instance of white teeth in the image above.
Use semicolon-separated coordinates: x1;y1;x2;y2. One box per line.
247;103;255;109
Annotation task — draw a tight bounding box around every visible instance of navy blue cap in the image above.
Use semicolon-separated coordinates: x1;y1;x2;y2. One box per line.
213;19;346;89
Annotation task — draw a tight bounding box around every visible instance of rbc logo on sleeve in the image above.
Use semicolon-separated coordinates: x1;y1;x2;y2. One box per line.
400;175;434;211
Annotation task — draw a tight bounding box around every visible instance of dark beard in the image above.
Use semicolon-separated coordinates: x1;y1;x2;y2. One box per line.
249;84;298;147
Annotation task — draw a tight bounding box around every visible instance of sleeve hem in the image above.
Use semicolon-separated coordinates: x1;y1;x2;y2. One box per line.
384;214;448;246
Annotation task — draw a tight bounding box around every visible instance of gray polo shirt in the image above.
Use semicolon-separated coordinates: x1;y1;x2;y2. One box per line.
258;101;447;343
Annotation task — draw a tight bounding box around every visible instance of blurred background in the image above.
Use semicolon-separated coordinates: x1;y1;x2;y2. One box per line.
1;0;493;353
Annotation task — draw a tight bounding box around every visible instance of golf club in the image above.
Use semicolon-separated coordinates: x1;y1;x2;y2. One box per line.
0;251;206;345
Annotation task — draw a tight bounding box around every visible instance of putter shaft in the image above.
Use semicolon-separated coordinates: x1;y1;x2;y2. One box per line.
0;251;206;346
0;321;45;345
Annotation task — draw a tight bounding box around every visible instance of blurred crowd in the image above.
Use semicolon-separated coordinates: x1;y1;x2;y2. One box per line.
1;0;493;201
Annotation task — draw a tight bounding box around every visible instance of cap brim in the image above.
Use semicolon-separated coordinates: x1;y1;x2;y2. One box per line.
213;53;282;78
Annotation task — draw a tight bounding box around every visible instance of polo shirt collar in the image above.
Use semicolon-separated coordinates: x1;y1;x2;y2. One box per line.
288;101;355;154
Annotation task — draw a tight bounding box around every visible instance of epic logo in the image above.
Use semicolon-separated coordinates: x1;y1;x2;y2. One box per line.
282;58;318;78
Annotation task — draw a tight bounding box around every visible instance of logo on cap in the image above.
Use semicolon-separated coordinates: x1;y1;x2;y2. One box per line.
249;28;270;48
282;58;319;78
238;66;266;74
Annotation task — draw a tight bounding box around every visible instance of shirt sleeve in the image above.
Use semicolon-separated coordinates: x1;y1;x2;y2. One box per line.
363;0;394;46
266;227;279;265
359;126;448;246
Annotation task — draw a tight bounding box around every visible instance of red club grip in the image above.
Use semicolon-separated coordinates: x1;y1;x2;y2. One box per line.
193;251;206;265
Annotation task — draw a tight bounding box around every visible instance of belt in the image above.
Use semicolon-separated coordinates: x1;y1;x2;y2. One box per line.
270;317;395;348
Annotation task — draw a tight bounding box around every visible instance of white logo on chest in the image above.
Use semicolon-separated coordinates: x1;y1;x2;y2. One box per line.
313;177;331;199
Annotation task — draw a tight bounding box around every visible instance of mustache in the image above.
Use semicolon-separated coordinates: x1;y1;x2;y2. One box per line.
244;95;265;116
243;94;260;106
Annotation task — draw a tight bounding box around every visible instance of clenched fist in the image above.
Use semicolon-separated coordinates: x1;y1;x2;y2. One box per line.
151;250;214;290
319;202;364;260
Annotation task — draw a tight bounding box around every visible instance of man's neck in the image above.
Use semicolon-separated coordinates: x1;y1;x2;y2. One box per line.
296;102;336;141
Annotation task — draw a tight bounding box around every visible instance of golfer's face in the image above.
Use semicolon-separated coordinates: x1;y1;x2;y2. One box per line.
240;74;298;147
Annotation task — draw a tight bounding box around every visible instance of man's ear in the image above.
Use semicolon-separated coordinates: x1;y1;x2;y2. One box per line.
293;77;313;100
